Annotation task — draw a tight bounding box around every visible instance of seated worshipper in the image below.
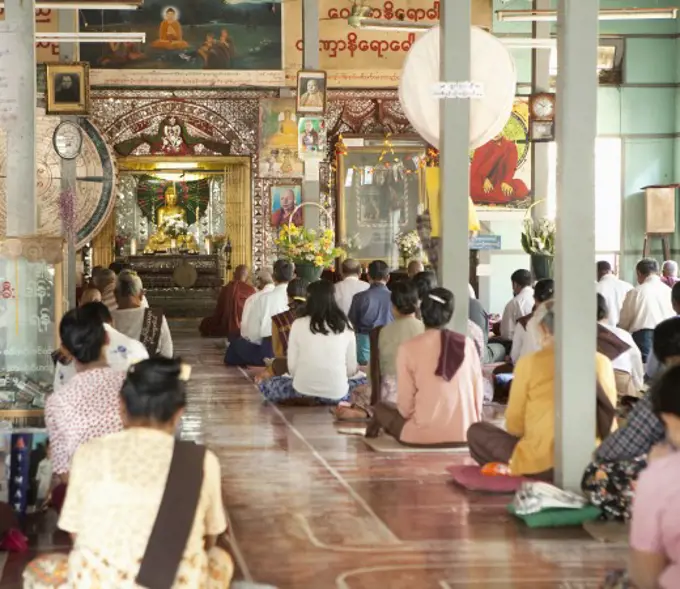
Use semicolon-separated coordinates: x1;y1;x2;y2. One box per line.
26;358;233;588
619;258;675;362
259;280;366;405
269;278;308;376
581;316;680;521
93;268;117;313
335;258;369;316
596;294;644;397
510;278;554;366
468;300;618;480
53;302;148;391
112;271;173;358
334;281;424;420
625;364;680;589
413;270;485;359
226;260;293;367
348;260;394;365
494;269;534;347
110;265;150;308
407;260;424;279
78;286;101;306
646;282;680;382
199;264;256;339
46;306;125;500
661;259;679;288
366;287;484;446
597;260;633;327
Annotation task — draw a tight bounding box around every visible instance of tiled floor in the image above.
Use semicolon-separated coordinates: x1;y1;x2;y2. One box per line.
1;321;628;588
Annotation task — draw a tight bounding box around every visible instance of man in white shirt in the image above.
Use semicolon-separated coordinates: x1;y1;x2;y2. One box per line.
335;259;369;315
225;260;293;366
618;258;675;362
239;270;274;341
597;294;644;393
498;269;534;342
596;260;633;327
53;302;148;391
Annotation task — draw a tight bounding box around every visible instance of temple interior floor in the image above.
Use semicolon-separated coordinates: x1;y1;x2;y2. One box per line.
0;320;628;588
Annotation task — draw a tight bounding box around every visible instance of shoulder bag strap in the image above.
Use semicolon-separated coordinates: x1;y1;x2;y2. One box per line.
369;326;382;406
140;308;164;357
136;441;207;589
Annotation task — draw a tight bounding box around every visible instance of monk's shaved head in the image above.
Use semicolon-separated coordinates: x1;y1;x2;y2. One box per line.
408;260;424;278
342;258;362;276
234;265;248;281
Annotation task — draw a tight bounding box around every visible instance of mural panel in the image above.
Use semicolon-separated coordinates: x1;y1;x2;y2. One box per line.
79;0;282;70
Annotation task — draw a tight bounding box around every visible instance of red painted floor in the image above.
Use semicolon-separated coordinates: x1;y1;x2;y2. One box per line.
0;322;628;588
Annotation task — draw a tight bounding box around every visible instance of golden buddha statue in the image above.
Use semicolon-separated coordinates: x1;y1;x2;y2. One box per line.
144;185;199;254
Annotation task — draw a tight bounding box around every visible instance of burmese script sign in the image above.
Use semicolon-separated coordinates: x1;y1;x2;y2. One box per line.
284;0;492;71
0;9;76;63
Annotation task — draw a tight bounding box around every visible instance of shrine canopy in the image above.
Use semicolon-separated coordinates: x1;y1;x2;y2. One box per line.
399;26;517;150
136;175;210;226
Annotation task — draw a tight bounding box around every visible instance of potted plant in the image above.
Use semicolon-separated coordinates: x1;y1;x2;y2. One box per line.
275;225;345;282
521;215;555;280
395;230;422;269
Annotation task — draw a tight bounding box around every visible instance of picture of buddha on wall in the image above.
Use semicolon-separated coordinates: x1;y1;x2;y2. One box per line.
79;0;282;71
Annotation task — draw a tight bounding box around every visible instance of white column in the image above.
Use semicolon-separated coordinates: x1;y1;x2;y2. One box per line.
4;0;36;236
554;0;599;491
301;0;320;230
531;0;551;218
439;1;470;333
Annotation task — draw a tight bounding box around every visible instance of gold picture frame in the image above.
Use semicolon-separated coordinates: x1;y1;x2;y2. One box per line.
45;62;90;115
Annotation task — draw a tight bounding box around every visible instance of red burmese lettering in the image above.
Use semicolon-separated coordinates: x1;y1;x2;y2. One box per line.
383;0;394;19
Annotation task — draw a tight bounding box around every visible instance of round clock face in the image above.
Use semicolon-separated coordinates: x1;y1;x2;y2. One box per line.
532;96;555;119
53;121;83;160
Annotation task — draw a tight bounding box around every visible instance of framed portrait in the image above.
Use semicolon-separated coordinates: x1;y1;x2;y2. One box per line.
297;117;327;159
337;138;427;266
296;70;326;115
270;184;303;229
258;98;302;178
46;63;90;115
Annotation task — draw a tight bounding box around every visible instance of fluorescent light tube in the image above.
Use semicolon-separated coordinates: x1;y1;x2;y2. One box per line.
36;32;146;43
349;16;432;32
0;1;140;8
497;8;678;22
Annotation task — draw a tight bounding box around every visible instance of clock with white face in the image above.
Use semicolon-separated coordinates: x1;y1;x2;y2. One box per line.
53;120;83;160
530;93;556;121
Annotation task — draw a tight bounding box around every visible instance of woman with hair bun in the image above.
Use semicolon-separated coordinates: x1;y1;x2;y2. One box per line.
366;287;484;446
510;278;554;365
46;306;126;490
26;358;233;588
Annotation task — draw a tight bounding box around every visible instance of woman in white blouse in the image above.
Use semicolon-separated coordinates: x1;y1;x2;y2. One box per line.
510;278;554;365
258;280;366;404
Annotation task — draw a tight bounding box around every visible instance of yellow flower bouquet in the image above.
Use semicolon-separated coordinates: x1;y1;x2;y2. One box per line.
275;225;345;269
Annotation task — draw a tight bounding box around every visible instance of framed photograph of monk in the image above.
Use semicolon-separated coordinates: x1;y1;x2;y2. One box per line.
270;185;303;229
469;97;532;209
45;63;90;115
296;70;326;115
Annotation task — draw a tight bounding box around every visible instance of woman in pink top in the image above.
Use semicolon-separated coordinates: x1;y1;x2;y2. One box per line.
626;364;680;589
366;287;484;446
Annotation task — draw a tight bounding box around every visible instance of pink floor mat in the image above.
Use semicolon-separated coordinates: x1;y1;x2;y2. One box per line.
446;464;530;494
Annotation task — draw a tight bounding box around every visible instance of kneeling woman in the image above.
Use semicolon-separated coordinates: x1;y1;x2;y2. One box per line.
367;288;484;446
467;300;618;480
259;280;367;405
26;358;233;588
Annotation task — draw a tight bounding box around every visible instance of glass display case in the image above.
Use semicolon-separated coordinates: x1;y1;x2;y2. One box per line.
336;140;427;266
0;237;65;415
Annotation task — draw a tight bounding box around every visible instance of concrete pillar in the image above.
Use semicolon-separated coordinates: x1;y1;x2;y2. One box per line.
531;0;551;219
301;0;320;230
554;0;599;491
3;0;36;236
59;9;78;307
439;1;470;333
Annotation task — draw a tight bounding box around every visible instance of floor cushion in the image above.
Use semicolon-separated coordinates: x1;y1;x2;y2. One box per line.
507;503;602;528
446;464;529;493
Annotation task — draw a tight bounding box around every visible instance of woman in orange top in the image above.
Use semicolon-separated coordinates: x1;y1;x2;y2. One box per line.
467;300;618;480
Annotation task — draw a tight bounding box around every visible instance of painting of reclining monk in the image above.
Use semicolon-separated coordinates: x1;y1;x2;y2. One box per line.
79;0;282;70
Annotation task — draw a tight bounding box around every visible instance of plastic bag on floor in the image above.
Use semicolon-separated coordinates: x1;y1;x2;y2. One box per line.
513;481;588;515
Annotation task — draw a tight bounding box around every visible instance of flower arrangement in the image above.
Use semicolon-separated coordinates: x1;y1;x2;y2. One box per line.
520;217;555;257
275;224;345;268
114;234;129;254
395;230;422;266
211;233;227;249
161;217;188;239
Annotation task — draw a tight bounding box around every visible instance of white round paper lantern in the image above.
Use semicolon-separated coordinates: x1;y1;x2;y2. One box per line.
399;26;517;150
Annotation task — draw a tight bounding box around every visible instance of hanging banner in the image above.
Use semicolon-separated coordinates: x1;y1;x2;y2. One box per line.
283;0;492;72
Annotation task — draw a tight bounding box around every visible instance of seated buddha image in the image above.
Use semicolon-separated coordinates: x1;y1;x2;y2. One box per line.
144;185;199;254
151;7;189;51
268;110;297;148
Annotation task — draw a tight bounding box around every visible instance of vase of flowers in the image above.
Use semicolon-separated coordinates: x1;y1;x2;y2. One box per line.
521;215;555;280
395;230;422;269
275;224;345;283
114;234;129;257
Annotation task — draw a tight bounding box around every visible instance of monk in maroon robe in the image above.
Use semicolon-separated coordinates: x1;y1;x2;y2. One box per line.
199;265;256;339
470;135;530;204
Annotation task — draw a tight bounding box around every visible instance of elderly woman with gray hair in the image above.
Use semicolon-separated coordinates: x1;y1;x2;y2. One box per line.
662;260;679;288
467;300;619;481
112;271;174;358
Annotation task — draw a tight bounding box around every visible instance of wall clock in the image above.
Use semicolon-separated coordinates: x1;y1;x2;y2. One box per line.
529;92;556;142
53;120;83;160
